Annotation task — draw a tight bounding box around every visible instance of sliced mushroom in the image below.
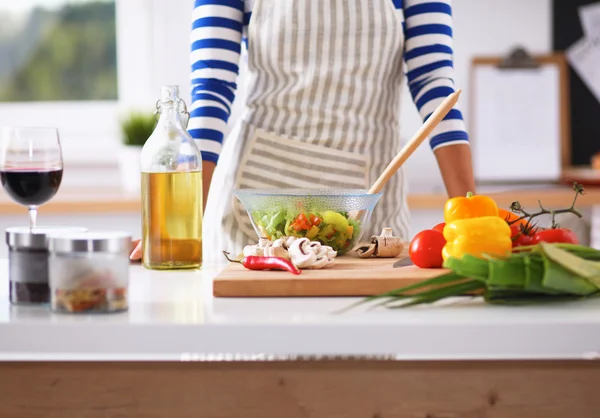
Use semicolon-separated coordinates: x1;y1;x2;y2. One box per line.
288;238;317;268
325;247;338;259
245;236;337;269
309;256;330;269
243;244;264;257
307;244;329;269
283;236;298;248
356;228;404;258
265;245;289;259
268;239;290;258
243;238;288;258
272;238;286;249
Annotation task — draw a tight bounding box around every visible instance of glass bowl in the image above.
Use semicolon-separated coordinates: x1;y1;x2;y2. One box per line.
233;188;383;255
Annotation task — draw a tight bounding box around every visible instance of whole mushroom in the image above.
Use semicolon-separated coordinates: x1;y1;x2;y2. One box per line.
356;228;404;258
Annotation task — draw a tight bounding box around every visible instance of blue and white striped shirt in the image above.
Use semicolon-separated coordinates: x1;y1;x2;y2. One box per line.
190;0;469;164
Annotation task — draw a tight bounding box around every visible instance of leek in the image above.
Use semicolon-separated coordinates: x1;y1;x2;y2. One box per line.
348;243;600;310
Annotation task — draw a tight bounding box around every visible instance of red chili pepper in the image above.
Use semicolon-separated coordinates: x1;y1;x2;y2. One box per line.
223;251;301;275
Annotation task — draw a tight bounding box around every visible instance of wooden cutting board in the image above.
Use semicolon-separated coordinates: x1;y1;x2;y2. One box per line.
213;256;449;297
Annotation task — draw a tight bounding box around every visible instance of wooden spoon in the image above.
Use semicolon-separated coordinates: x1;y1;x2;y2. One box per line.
369;89;462;194
350;89;462;220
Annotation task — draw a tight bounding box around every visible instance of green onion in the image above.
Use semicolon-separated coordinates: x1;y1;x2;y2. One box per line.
344;242;600;310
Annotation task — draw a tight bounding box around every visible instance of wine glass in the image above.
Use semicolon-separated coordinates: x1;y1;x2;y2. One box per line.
0;127;63;229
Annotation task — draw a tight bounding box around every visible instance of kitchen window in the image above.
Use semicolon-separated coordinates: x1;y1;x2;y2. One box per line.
0;0;196;167
0;0;118;102
0;0;120;165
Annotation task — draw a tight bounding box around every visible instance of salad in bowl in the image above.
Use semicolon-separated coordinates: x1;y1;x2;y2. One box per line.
234;188;382;254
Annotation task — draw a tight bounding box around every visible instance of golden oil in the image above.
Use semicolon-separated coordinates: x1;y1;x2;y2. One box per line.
141;171;203;270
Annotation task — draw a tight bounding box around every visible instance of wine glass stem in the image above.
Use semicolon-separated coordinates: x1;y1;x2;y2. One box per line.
28;206;38;229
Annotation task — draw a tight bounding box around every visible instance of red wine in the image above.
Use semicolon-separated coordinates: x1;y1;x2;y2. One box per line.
0;169;63;206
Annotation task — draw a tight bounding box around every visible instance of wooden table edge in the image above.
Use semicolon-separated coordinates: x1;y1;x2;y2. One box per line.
2;359;600;417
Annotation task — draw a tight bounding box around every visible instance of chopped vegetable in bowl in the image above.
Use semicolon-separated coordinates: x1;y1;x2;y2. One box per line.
252;209;361;253
233;188;383;255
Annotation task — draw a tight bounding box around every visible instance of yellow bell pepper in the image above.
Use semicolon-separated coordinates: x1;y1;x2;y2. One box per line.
442;216;512;260
444;192;499;222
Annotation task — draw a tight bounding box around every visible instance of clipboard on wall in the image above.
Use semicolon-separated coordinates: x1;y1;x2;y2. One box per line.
470;47;571;183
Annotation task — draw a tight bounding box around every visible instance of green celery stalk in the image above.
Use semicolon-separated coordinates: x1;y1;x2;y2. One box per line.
539;242;600;279
524;256;559;295
541;258;597;296
515;243;600;261
487;257;526;289
443;255;489;280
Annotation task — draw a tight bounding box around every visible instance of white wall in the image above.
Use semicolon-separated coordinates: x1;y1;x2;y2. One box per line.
402;0;552;192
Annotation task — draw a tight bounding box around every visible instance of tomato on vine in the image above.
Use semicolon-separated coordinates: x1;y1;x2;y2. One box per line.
532;228;578;245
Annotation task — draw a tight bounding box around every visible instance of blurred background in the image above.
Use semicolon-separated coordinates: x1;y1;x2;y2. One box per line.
0;0;598;255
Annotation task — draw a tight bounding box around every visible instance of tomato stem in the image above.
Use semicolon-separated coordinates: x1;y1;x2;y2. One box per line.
507;182;584;229
223;251;242;264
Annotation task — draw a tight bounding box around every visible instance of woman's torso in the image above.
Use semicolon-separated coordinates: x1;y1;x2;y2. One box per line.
203;0;411;262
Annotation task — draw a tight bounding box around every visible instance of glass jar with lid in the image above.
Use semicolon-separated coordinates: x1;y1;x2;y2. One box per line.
47;231;131;313
5;226;87;305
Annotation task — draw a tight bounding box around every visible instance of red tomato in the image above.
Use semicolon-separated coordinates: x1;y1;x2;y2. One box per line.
291;213;312;231
513;233;535;248
409;230;446;269
510;223;536;248
532;228;578;245
297;213;309;225
309;214;321;226
432;222;446;235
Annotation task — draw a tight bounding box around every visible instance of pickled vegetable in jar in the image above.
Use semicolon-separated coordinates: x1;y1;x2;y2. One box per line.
47;231;131;314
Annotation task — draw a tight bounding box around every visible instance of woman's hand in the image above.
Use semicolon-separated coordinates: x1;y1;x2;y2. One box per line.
130;239;141;261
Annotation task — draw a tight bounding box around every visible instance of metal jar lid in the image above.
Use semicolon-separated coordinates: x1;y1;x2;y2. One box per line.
5;226;88;250
47;231;132;255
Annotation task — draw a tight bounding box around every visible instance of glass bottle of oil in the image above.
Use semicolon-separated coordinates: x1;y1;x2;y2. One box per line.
140;85;203;270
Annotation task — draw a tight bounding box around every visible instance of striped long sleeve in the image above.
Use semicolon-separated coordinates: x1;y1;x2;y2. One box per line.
402;0;469;150
189;0;469;164
189;0;244;164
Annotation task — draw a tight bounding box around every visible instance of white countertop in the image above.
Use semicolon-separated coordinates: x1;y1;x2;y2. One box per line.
2;259;600;361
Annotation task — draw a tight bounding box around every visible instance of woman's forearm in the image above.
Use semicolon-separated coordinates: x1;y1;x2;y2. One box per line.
189;0;243;176
402;0;473;198
202;161;216;212
433;143;476;198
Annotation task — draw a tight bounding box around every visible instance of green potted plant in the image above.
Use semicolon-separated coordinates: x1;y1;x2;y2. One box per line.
118;111;156;193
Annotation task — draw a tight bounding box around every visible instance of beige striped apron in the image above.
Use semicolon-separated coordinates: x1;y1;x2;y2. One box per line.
204;0;410;263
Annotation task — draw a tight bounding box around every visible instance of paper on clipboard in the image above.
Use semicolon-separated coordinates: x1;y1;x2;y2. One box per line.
472;65;561;182
567;36;600;105
579;2;600;38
